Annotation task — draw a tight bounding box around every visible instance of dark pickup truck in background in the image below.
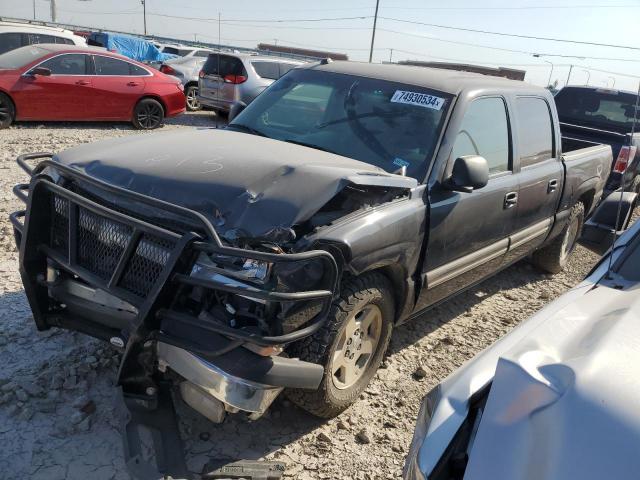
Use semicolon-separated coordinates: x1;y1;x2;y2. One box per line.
555;86;640;194
11;62;611;475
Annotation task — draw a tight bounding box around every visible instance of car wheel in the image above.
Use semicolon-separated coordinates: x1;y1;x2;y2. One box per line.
0;92;16;129
132;98;164;130
286;272;394;418
531;201;584;274
185;85;200;111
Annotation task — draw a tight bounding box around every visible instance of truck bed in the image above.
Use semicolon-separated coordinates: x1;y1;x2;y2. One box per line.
560;143;611;216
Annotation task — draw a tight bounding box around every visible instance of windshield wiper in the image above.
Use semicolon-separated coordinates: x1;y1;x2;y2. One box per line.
227;123;268;137
283;139;338;155
316;110;405;129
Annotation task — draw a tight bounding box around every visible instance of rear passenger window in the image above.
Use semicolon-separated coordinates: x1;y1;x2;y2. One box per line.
0;32;24;55
29;34;59;45
129;63;148;76
93;56;130;75
251;61;280;80
516;97;554;167
55;37;75;45
451;97;511;175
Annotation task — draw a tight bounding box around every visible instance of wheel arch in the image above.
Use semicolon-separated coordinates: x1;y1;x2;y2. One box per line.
0;89;17;117
136;94;167;116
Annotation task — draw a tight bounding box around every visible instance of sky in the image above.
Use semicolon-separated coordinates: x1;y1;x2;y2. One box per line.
2;0;639;91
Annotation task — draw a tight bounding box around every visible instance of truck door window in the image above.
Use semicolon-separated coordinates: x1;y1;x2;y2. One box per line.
516;97;554;167
451;97;510;175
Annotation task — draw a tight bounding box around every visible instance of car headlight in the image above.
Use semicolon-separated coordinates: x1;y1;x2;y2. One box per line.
191;252;272;284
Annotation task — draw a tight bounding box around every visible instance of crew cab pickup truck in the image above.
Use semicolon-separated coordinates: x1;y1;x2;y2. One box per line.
555;86;640;195
11;62;611;472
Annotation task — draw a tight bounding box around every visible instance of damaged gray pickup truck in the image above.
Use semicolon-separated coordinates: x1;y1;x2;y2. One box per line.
11;62;612;474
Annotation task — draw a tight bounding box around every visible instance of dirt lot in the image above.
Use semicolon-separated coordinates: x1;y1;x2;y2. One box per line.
0;113;603;479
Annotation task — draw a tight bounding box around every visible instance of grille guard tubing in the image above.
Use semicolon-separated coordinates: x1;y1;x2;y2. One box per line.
11;153;340;351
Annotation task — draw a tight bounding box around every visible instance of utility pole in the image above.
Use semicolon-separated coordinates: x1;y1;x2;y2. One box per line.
141;0;147;35
33;0;36;20
50;0;56;22
582;69;590;86
389;48;393;63
368;0;380;63
566;64;573;86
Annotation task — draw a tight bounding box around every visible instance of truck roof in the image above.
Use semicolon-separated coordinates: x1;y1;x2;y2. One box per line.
310;60;542;96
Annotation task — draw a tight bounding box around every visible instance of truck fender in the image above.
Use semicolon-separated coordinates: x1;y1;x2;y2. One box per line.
579;189;638;255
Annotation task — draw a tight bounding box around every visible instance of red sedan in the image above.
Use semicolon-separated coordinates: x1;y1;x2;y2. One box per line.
0;44;185;129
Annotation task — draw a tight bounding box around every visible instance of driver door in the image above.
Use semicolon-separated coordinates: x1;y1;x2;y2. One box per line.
416;96;520;309
13;53;95;120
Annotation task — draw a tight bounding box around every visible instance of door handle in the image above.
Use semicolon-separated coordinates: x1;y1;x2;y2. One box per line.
127;81;141;86
504;191;518;209
75;80;90;86
548;179;558;193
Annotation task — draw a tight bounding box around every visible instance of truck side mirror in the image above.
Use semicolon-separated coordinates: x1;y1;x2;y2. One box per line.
228;101;247;123
445;156;489;193
28;67;51;77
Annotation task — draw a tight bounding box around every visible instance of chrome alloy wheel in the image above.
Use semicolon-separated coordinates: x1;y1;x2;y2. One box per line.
137;102;163;129
331;304;383;390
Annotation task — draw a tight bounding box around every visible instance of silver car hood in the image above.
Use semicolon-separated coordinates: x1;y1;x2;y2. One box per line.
409;230;640;479
465;282;640;479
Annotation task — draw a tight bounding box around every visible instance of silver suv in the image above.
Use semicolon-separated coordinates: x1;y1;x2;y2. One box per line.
198;53;304;113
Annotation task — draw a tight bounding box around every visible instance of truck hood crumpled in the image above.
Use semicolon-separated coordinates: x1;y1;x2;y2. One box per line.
53;129;417;243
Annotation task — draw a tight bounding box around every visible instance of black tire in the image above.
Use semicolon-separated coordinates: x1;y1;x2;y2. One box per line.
286;272;394;418
532;202;585;274
132;98;164;130
0;92;15;129
184;85;200;111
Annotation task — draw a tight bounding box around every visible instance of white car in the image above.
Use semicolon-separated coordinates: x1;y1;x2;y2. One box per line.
0;21;86;55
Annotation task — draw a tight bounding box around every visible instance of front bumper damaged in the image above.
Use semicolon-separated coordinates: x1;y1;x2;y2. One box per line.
11;153;338;479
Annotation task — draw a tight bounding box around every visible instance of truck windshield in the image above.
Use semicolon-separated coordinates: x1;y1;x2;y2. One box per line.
228;68;452;179
555;87;639;134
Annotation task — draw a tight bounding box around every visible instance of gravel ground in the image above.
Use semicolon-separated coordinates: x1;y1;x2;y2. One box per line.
0;113;606;479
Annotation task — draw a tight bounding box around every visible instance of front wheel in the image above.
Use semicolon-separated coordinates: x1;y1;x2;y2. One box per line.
531;202;584;274
132;98;164;130
286;272;394;418
0;92;16;129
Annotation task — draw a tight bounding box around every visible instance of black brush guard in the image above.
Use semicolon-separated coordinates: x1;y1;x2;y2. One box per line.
11;152;339;352
12;152;339;480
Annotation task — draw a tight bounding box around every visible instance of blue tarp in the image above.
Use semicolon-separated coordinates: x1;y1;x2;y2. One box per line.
88;32;177;63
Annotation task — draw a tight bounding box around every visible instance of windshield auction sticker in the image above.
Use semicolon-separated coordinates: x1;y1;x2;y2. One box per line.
391;91;444;110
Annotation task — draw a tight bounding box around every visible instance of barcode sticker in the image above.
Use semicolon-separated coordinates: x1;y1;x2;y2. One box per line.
390;90;445;110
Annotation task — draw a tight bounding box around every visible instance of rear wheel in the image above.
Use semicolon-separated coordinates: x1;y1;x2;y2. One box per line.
132;98;164;130
0;92;15;129
286;272;394;418
185;85;200;111
531;202;584;274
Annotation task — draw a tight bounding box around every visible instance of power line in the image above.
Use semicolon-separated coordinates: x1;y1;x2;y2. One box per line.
380;3;640;10
379;16;640;51
146;12;371;22
377;28;640;63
